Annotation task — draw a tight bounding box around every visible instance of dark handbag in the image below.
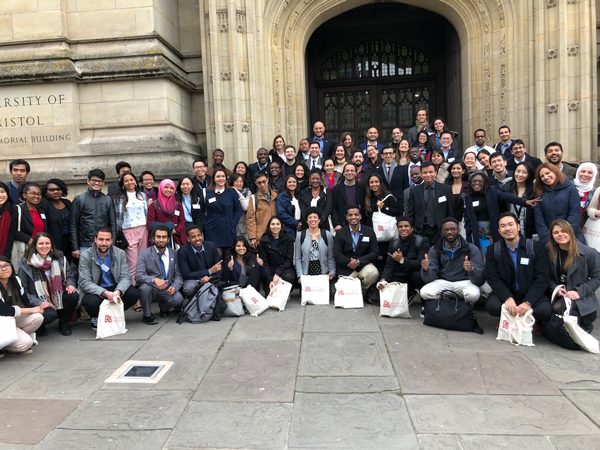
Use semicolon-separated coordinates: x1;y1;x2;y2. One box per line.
423;290;482;333
115;230;129;250
544;296;581;350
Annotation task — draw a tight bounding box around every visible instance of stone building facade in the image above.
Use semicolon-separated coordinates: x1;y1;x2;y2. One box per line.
0;0;596;186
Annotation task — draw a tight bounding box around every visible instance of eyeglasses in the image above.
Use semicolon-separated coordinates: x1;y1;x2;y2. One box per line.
0;264;11;270
471;180;484;184
443;227;459;232
47;188;62;192
26;192;42;197
382;152;394;156
89;179;104;184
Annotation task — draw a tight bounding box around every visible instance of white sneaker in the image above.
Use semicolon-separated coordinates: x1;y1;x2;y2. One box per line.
420;306;425;319
91;317;98;331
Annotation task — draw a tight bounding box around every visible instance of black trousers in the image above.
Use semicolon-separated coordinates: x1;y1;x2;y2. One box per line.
390;271;424;294
419;226;439;247
552;297;597;329
486;294;552;323
82;285;139;319
264;268;295;295
41;292;78;326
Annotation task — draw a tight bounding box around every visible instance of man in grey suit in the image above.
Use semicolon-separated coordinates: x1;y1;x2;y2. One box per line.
304;142;323;171
135;225;184;325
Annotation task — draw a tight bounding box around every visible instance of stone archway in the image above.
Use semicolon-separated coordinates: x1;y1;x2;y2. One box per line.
199;0;597;163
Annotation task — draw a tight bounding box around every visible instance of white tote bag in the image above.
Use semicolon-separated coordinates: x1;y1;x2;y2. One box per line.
300;275;330;305
563;297;600;354
239;285;269;317
496;304;535;346
334;276;364;309
0;316;19;349
268;278;292;311
222;285;245;317
379;282;411;318
96;300;127;339
372;195;399;242
582;219;600;252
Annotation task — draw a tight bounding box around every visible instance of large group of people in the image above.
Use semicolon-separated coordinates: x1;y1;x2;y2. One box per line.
1;109;599;357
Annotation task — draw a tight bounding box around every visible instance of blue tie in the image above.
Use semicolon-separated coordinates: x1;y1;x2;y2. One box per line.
159;252;170;286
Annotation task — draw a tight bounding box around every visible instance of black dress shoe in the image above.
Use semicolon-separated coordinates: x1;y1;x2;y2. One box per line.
37;325;49;337
159;311;170;318
59;321;72;336
143;315;159;325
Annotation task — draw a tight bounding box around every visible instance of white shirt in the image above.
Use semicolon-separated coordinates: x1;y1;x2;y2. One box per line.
156;247;170;277
465;144;495;154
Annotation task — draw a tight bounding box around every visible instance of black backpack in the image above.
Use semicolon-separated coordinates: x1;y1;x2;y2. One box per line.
300;228;329;245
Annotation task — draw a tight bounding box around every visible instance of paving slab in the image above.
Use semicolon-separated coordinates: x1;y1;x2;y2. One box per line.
0;444;33;450
418;434;462;450
390;350;486;394
36;430;171;450
227;307;304;341
550;435;600;449
0;399;80;445
295;376;399;393
0;360;42;393
298;333;394;376
34;340;143;372
58;390;190;431
478;352;562;395
136;319;234;355
446;329;522;353
168;401;291;450
194;340;299;402
405;394;600;435
288;393;419;449
459;434;556;449
372;303;423;325
518;343;600;389
303;305;380;332
564;391;600;426
0;368;114;399
380;323;448;353
77;309;175;341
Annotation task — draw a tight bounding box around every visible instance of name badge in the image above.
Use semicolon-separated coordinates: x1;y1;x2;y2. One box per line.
100;264;110;272
174;210;180;216
192;204;201;210
447;157;455;163
438;196;447;203
20;288;24;295
40;214;46;220
520;258;529;265
208;197;216;204
472;201;480;207
362;236;370;242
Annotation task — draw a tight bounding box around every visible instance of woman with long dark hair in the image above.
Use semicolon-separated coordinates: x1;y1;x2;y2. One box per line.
341;131;357;158
0;256;44;355
276;175;302;239
334;144;350;173
41;178;72;262
534;162;584;244
445;160;470;222
365;145;382;171
258;216;295;290
225;236;264;291
321;159;342;190
300;169;333;230
395;139;410;166
476;149;493;176
364;173;400;263
268;161;285;193
430;149;449;183
18;232;77;336
146;179;187;247
175;175;204;232
417;130;433;160
548;219;600;334
293;164;309;196
502;161;536;238
233;161;252;187
0;181;14;258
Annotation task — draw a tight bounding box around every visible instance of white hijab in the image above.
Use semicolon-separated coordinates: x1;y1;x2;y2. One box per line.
574;162;598;194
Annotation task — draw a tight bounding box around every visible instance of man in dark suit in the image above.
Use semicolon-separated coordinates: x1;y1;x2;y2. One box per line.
333;205;380;292
375;144;409;215
406;161;454;244
439;131;462;162
493;125;514;158
505;139;542;173
309;121;335;161
177;225;223;298
248;148;271;180
359;127;384;154
303;142;324;171
136;225;184;324
331;163;365;231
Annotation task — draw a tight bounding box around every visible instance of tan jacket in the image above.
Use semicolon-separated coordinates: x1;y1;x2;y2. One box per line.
246;190;278;242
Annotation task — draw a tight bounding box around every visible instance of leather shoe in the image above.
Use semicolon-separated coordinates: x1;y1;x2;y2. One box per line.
159;310;170;318
59;321;72;336
37;325;49;337
143;315;159;325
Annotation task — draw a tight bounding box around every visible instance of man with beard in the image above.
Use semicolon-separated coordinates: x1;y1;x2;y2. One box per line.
351;149;366;184
387;127;404;153
79;227;140;331
332;163;365;230
248;148;271;179
135;225;184;325
420;217;485;306
505;139;542;173
404;165;423;211
544;141;577;180
206;149;233;178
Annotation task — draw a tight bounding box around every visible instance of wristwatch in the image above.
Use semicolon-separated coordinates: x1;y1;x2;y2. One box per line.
399;258;405;264
356;259;361;267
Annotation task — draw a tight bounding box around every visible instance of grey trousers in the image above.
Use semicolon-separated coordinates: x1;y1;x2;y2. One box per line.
138;283;184;316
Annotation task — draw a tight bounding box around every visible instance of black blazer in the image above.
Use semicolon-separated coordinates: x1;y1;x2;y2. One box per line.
177;241;223;280
484;236;549;307
374;164;409;216
258;232;295;277
307;137;336;161
248;162;271;180
300;187;332;230
382;233;430;281
406;182;454;233
11;204;48;244
333;225;379;276
506;155;542;173
331;182;366;228
40;198;72;251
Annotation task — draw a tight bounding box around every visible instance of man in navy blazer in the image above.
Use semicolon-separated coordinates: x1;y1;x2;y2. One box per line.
177;225;223;298
505;139;542;173
375;144;409;215
136;225;184;324
308;121;335;161
359;127;384;155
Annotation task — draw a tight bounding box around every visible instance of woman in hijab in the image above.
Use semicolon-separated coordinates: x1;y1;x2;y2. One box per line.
573;162;597;227
146;179;187;247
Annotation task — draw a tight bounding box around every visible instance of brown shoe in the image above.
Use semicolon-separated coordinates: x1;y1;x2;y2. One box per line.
495;319;500;331
533;323;544;336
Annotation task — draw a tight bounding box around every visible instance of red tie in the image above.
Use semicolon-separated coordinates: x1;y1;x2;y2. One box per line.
387;166;391;178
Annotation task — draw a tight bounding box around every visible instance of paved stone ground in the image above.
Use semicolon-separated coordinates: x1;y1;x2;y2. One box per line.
2;293;600;449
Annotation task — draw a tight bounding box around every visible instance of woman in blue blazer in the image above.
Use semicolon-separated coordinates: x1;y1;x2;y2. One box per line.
203;169;242;260
225;236;264;291
276;175;302;239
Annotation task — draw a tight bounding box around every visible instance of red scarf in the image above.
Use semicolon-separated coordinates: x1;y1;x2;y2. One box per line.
0;211;10;255
325;173;335;190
